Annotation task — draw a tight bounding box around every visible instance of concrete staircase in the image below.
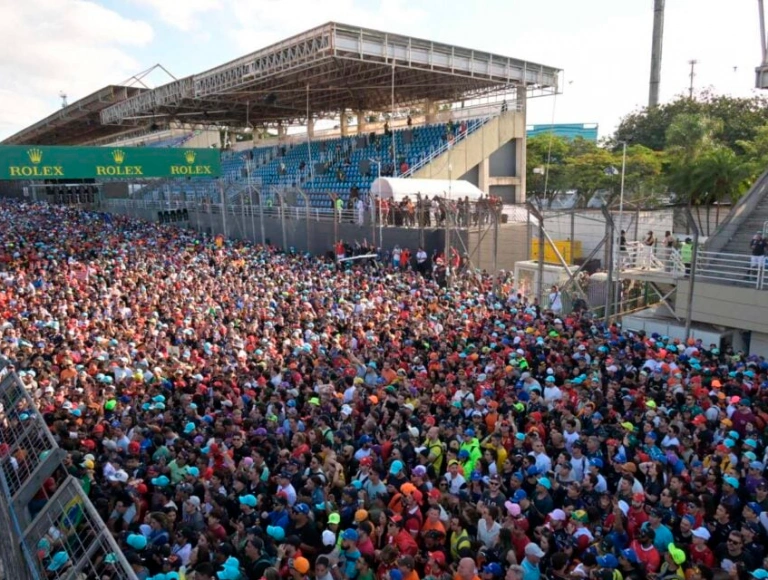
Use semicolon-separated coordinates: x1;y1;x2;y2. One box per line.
706;168;768;255
410;109;524;186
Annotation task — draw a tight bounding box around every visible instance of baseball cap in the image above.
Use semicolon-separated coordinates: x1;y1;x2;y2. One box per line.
692;527;711;540
390;460;404;475
322;530;336;546
572;510;589;523
750;571;768;580
428;552;446;567
746;502;763;515
550;509;566;521
667;543;686;565
525;543;545;558
293;503;310;515
293;557;310;575
341;529;359;542
482;563;503;576
328;513;341;525
597;555;618;569
239;495;257;507
620;549;639;564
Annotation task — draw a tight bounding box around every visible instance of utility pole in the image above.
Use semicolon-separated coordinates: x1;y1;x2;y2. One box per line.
688;59;698;99
648;0;665;107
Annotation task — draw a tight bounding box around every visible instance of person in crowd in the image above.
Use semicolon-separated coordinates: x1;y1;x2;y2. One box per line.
0;201;766;580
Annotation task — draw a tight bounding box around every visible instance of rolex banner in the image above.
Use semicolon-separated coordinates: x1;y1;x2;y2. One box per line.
0;146;222;180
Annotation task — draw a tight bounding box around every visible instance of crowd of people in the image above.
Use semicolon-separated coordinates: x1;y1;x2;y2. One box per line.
1;202;767;580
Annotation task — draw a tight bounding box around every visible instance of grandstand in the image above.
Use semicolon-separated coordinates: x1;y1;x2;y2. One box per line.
3;22;559;212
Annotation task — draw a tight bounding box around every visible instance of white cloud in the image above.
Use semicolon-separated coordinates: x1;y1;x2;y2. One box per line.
132;0;221;32
229;0;428;53
0;0;153;140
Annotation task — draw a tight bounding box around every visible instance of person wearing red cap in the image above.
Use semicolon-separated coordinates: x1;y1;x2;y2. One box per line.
425;550;447;577
627;493;649;539
387;515;418;557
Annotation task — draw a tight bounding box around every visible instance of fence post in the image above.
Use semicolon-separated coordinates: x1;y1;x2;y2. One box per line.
602;206;615;322
684;208;700;340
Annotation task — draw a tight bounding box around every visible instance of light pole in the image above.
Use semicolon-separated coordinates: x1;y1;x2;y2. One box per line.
617;141;627;249
368;158;382;247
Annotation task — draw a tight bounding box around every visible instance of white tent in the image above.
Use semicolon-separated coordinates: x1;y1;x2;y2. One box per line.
369;177;484;203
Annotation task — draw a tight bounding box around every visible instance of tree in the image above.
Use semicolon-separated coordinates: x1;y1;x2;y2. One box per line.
564;148;617;206
612;93;768;153
609;145;666;207
613;97;702;151
664;113;722;211
525;133;571;205
692;145;753;234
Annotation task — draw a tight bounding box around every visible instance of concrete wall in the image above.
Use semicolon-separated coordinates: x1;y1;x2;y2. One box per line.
489;140;516;177
674;280;768;335
490;185;515;204
106;204;450;256
750;331;768;357
460;165;479;187
413;110;524;185
468;223;528;273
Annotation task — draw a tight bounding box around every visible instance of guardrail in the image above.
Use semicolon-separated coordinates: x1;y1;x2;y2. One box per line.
622;241;767;290
705;168;768;254
400;116;495;178
0;358;137;580
104;198;526;231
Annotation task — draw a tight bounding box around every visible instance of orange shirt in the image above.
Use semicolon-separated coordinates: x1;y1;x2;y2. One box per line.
403;571;419;580
421;518;446;537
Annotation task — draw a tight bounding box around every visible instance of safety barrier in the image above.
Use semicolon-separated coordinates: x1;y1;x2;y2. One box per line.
622;241;767;289
0;358;137;580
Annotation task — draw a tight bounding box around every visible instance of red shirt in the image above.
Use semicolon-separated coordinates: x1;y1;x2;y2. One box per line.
630;540;661;573
690;544;715;568
389;530;419;556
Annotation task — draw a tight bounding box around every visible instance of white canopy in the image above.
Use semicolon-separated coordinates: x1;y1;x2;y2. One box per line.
369;177;485;203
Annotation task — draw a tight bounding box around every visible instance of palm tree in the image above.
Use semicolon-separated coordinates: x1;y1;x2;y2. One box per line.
692;146;753;234
664;114;722;233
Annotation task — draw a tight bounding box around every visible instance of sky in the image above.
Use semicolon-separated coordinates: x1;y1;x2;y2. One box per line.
0;0;762;141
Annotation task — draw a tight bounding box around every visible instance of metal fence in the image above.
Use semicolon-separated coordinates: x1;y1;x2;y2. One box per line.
0;358;137;580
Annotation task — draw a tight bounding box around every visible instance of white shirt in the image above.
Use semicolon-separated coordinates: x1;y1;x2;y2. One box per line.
444;472;466;495
563;430;580;453
277;483;297;506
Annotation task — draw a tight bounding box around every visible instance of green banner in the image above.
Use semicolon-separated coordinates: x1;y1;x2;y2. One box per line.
0;145;221;180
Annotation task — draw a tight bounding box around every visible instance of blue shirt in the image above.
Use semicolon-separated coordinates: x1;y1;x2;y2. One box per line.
341;548;361;579
522;558;540;580
643;522;673;553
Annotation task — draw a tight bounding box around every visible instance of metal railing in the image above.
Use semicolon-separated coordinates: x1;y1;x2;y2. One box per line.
621;241;768;289
104;198;524;229
400;116;495;178
0;358;137;580
705;168;768;253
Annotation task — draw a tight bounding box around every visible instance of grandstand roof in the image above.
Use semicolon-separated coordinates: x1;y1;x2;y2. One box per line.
99;22;560;128
2;85;148;146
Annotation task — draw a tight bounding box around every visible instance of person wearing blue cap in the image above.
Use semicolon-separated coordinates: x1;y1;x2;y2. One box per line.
532;477;554;518
721;476;741;511
339;529;361;578
618;548;643;580
481;562;503;578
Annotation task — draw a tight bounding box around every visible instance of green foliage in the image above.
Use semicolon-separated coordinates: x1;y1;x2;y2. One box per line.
613;92;768;153
525;135;662;208
528;93;768;209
